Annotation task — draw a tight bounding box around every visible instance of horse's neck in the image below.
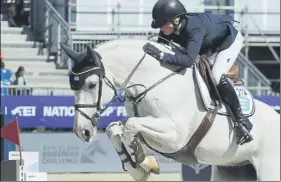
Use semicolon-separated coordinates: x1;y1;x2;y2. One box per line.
97;39;200;117
97;40;175;90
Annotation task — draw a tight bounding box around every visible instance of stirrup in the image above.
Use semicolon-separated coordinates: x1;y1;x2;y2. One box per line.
237;133;253;145
241;119;253;131
235;124;253;145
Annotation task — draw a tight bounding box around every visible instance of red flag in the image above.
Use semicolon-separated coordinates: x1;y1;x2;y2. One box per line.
1;118;20;145
1;117;23;164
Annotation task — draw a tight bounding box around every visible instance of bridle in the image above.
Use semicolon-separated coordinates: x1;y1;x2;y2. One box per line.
73;35;187;128
71;67;121;127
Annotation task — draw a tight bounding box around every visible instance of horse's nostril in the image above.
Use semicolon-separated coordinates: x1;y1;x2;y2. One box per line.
82;129;91;142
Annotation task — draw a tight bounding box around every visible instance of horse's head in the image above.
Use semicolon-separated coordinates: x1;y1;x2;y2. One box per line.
60;43;115;143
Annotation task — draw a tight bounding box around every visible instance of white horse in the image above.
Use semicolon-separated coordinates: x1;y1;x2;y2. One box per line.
60;39;280;181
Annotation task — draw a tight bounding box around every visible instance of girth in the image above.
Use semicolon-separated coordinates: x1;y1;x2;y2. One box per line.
138;109;217;165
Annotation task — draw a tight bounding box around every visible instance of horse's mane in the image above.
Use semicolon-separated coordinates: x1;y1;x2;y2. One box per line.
94;38;200;79
95;38;176;56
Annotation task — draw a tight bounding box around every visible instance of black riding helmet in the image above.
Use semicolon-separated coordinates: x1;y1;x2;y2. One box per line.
151;0;187;29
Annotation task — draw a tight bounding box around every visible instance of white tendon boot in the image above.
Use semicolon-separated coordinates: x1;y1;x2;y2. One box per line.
106;122;150;181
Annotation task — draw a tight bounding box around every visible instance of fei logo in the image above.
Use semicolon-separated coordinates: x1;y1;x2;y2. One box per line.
11;106;37;117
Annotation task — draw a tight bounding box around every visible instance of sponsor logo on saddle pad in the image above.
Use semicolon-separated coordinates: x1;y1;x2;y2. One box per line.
235;86;253;113
238;96;251;112
194;65;255;116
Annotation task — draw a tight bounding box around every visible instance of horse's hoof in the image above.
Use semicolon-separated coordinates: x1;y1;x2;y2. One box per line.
147;155;160;175
139;155;160;175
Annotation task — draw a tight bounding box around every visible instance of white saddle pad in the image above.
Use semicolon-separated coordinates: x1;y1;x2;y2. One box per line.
193;64;255;117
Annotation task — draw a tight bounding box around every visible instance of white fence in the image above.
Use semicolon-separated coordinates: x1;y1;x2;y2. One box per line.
1;84;278;96
1;85;73;96
69;0;280;35
70;37;274;95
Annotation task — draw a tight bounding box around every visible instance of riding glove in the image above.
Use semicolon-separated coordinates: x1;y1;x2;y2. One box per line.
143;43;164;62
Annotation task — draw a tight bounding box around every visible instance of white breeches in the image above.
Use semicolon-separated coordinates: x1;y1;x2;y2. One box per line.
212;30;244;84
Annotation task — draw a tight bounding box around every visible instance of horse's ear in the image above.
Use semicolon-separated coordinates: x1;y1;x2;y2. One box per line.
86;45;102;67
60;43;80;64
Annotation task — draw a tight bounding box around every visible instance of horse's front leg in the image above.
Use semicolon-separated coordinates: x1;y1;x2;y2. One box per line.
122;116;181;174
106;121;150;181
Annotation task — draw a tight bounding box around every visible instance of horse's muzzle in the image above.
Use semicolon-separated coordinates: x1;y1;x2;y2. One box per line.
82;129;92;142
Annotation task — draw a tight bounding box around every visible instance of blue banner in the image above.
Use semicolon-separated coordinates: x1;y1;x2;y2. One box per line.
1;95;279;129
1;96;127;129
254;95;280;110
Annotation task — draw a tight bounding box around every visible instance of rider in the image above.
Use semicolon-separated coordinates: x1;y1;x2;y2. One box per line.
143;0;253;145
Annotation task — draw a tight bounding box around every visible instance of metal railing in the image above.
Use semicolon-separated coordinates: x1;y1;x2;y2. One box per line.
236;53;273;95
71;33;155;53
71;37;274;95
42;2;280;63
247;86;277;96
68;3;279;34
1;85;73;96
1;82;277;97
44;0;72;70
69;3;279;95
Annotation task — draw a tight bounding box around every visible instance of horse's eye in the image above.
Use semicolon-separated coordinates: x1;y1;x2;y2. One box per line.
89;84;96;89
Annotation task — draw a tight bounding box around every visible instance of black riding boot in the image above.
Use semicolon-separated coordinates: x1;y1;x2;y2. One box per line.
217;74;253;145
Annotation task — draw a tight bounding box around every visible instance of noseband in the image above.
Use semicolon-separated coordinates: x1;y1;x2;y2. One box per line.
71;67;119;127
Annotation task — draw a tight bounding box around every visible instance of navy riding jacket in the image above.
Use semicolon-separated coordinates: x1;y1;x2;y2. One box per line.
158;13;239;67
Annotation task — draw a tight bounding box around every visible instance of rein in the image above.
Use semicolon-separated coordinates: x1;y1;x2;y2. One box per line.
75;36;187;126
119;35;187;116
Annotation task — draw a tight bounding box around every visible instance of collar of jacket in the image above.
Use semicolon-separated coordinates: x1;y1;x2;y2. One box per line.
178;16;188;34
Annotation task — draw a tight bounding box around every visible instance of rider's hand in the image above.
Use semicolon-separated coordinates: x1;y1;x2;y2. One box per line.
143;43;163;61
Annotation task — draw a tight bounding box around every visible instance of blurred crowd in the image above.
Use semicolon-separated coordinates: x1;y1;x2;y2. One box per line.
1;49;30;96
2;0;29;27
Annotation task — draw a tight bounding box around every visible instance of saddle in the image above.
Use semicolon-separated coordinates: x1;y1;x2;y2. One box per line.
197;55;222;106
195;55;255;117
197;55;240;105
